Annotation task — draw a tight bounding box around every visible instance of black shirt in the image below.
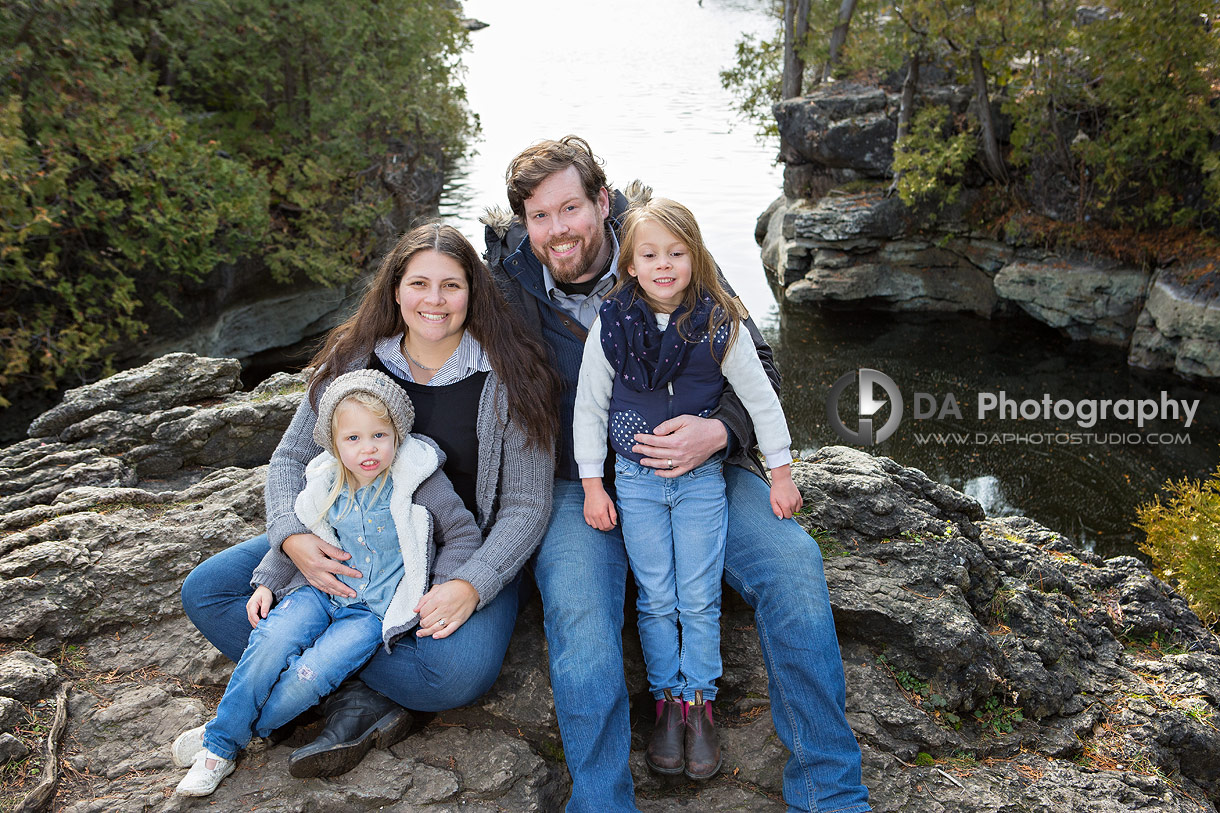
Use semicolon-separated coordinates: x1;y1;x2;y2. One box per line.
369;355;488;518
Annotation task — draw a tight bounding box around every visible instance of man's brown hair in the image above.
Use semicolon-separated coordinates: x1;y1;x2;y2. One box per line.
505;135;608;219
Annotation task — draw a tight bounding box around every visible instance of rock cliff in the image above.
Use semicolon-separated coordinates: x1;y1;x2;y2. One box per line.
1;355;1217;812
760;82;1220;380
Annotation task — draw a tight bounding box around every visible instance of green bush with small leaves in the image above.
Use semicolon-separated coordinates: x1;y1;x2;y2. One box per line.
891;108;976;211
1136;463;1220;628
1;0;472;405
721;0;1220;232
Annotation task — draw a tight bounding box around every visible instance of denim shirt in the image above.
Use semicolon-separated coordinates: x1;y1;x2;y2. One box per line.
328;479;403;619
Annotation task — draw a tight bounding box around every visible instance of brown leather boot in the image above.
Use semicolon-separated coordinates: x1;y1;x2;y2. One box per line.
645;688;686;775
684;690;721;780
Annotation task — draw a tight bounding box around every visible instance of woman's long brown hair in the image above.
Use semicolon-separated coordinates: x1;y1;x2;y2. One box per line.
308;223;560;449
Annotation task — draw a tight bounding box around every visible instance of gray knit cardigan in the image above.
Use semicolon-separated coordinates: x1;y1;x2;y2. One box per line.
254;435;484;650
264;357;554;609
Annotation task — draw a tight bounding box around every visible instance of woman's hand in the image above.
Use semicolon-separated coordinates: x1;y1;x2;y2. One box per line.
282;532;361;599
632;414;728;477
414;579;479;639
246;586;274;628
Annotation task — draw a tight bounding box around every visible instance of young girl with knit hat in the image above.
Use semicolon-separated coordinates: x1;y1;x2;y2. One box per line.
172;369;482;796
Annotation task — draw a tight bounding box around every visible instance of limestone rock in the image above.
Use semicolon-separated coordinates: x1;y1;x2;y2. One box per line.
1128;262;1220;378
0;448;136;516
17;357;303;482
0;696;28;731
760;80;1220;380
0;650;59;703
140;283;357;363
0;732;29;763
2;355;1218;812
775;83;898;180
0;467;265;643
69;682;207;779
27;354;242;439
994;260;1150;344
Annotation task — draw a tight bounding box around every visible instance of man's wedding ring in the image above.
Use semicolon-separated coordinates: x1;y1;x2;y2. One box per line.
667;459;674;469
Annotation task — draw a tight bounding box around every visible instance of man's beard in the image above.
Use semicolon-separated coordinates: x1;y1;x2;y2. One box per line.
533;224;607;284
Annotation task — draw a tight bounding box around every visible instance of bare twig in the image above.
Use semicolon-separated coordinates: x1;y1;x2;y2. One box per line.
15;682;70;813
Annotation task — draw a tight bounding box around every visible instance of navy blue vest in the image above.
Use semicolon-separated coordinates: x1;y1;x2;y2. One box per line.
600;291;730;464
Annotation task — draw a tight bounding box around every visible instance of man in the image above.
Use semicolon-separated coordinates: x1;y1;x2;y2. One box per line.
483;135;870;813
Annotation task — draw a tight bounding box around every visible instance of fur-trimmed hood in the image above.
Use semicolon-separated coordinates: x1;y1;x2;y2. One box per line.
293;432;440;648
253;431;488;652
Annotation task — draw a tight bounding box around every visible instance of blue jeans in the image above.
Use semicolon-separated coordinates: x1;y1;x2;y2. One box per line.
534;468;869;813
614;455;727;702
182;534;520;713
204;586;383;760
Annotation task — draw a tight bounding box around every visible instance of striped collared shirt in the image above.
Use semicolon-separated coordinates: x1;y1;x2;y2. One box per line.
374;330;490;386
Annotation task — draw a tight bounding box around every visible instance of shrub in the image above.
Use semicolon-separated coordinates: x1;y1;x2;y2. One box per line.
1;0;473;405
1;3;267;404
1136;462;1220;628
891;107;977;211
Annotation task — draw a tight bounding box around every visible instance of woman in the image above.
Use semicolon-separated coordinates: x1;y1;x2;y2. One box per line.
181;224;559;778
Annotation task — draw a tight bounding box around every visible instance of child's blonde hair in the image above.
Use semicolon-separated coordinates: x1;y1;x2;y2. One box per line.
320;392;396;523
615;198;741;359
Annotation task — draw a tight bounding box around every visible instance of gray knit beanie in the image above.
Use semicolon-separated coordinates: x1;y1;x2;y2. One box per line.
313;369;415;452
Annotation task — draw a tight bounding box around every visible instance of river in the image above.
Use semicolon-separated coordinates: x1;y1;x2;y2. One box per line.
441;0;1219;560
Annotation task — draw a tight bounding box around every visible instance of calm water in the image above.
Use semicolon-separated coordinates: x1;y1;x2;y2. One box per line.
441;0;784;324
441;0;1220;559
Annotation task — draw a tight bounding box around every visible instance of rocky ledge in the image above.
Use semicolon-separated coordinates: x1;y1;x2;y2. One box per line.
1;354;1217;812
759;82;1220;380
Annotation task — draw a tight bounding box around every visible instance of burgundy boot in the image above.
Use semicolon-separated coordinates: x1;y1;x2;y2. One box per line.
645;688;686;775
684;690;721;780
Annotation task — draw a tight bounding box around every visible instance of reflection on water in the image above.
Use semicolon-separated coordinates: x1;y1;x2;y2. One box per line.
442;0;784;324
441;0;1220;560
770;306;1220;559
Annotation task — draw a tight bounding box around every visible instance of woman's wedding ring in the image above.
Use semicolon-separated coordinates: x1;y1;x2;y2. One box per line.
438;618;448;628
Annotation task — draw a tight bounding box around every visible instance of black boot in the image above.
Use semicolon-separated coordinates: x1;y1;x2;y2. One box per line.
684;690;721;780
645;688;686;775
288;681;413;778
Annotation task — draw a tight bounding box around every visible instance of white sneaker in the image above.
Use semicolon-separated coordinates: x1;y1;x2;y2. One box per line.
171;724;206;768
174;750;235;797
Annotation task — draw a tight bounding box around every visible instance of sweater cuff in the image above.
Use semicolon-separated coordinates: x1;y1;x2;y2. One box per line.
448;559;501;611
762;449;793;470
252;548;298;594
267;510;310;550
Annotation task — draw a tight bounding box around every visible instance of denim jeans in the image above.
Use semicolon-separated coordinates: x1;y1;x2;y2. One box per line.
722;466;869;813
533;469;870;813
182;534;520;712
614;454;727;702
203;586;383;760
530;478;635;813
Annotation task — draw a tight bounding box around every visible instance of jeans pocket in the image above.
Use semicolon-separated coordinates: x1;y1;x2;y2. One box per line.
614;455;642;480
687;456;725;479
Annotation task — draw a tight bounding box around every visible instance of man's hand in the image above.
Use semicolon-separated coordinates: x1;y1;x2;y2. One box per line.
282;532;361;599
246;585;274;628
582;477;618;530
769;465;803;519
415;579;479;639
632;415;728;478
